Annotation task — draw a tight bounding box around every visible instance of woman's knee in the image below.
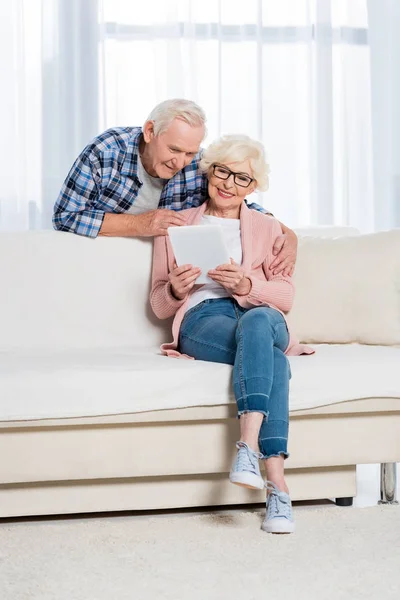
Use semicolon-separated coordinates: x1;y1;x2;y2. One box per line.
239;307;275;334
242;306;274;323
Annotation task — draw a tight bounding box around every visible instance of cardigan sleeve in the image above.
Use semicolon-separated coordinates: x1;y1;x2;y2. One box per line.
233;218;295;313
150;236;188;319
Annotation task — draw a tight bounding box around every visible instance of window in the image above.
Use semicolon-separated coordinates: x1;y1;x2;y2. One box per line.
99;0;371;225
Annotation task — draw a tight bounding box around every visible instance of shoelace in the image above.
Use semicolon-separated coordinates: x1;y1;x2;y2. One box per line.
235;442;263;474
265;481;293;520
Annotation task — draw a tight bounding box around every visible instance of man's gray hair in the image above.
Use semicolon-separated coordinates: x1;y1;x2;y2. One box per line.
144;98;207;137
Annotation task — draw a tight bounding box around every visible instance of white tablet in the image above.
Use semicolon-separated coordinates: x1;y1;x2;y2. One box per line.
168;225;230;284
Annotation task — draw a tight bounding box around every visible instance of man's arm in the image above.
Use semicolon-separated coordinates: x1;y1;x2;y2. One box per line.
245;199;273;216
53;148;186;238
99;211;186;238
53;148;106;238
245;200;298;277
270;221;298;277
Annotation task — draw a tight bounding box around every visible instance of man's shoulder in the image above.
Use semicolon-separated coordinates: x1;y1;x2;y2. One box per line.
180;152;203;176
84;127;142;156
167;153;206;194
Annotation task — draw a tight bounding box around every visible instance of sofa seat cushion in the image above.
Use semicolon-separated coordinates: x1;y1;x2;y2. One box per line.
1;344;399;422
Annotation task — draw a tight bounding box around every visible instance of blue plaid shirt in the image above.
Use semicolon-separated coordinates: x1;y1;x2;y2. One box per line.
53;127;270;237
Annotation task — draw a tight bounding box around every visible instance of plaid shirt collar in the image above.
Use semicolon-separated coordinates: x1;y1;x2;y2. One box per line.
120;128;142;179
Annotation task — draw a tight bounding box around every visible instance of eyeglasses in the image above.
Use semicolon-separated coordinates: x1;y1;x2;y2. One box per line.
212;165;254;188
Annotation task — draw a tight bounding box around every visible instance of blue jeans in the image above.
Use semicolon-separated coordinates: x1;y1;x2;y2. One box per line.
179;298;291;459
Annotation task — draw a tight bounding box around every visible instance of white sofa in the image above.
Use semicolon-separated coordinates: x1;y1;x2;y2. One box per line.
0;226;399;518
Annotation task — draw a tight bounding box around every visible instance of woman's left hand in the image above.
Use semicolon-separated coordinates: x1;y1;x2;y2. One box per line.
208;259;252;296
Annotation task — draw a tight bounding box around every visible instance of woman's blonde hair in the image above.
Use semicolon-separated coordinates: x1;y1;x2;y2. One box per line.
199;134;270;191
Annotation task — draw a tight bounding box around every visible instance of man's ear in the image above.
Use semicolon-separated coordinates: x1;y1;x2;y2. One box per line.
142;120;155;143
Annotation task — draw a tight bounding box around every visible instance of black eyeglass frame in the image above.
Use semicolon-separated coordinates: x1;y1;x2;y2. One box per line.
211;164;255;188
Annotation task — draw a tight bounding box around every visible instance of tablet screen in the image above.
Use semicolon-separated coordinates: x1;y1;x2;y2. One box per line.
168;225;230;284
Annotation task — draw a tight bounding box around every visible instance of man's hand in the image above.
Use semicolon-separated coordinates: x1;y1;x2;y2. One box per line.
270;229;298;277
100;210;186;237
133;209;186;237
169;263;202;300
208;259;252;296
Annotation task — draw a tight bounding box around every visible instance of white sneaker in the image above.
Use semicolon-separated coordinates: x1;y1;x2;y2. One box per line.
261;481;295;534
229;441;264;490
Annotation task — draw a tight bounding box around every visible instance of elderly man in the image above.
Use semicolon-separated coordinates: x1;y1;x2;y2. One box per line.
53;98;296;275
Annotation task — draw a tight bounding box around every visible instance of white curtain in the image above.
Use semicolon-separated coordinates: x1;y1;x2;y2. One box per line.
367;0;400;231
1;0;398;232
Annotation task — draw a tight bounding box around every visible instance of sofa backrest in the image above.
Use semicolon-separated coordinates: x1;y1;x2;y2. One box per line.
289;228;400;346
1;226;399;350
1;231;170;350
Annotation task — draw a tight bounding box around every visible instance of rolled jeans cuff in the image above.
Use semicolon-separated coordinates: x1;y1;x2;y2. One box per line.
236;391;270;417
259;436;289;460
237;408;269;420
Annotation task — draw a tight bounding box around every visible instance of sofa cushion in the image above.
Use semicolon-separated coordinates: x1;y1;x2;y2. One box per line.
1;344;399;421
289;229;400;345
0;231;170;350
0;227;365;352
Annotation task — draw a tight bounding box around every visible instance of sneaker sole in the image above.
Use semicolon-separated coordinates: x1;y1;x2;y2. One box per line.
261;519;295;534
229;472;264;490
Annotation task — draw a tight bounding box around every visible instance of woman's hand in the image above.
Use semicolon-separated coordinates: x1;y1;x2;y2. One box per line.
208;259;252;296
169;263;202;300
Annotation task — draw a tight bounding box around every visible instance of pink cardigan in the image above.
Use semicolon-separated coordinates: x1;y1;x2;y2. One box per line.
150;202;314;358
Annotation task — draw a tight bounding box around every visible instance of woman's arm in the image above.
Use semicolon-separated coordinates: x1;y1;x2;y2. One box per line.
234;272;294;313
232;219;295;313
150;236;188;320
245;200;298;276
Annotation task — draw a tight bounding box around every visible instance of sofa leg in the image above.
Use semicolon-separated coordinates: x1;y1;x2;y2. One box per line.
335;497;353;507
378;462;398;505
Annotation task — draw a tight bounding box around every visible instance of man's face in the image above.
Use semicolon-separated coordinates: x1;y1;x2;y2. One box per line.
142;118;204;179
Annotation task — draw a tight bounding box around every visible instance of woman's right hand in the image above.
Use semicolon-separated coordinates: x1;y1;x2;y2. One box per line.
169;263;202;300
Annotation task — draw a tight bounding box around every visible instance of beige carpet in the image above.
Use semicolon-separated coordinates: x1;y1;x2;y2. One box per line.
1;505;399;600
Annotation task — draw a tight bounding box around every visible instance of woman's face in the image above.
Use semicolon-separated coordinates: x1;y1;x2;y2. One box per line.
207;159;256;213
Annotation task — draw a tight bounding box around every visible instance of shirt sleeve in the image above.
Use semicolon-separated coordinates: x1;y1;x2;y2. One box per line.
52;148;106;238
245;199;274;216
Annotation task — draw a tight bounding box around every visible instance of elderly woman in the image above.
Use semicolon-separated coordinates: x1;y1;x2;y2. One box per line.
150;135;313;534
